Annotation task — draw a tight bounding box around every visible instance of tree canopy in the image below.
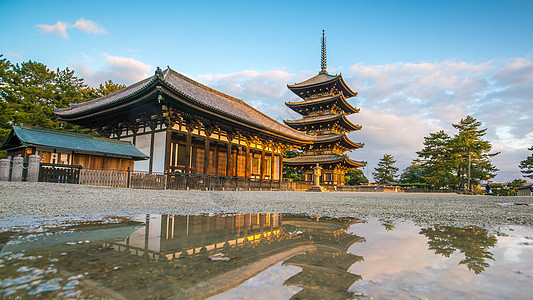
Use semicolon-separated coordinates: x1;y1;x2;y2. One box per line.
399;158;426;184
415;116;499;189
519;146;533;179
372;154;398;185
0;55;125;140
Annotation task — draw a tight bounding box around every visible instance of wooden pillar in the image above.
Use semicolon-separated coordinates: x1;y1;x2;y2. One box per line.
270;145;275;180
164;125;173;173
260;149;265;179
148;121;157;174
226;131;235;177
214;146;219;176
131;125;139;146
191;145;197;174
204;130;211;175
280;151;284;180
245;140;251;178
185;122;194;174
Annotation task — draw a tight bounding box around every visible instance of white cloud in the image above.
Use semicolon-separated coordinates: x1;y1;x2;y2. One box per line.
72;54;151;87
194;57;533;182
36;21;69;39
36;18;107;38
72;18;107;34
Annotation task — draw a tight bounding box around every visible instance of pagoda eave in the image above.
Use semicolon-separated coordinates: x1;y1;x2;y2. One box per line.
284;154;366;169
286;93;360;115
288;73;358;99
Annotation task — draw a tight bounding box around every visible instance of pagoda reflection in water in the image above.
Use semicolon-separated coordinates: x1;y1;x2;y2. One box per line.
105;213;365;298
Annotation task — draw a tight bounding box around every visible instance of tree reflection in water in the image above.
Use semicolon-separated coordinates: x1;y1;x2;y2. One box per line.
419;225;498;274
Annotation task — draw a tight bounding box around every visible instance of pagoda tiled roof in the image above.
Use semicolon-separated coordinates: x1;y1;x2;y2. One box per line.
287;72;357;98
286;93;359;115
288;72;339;87
314;133;364;149
284;113;361;131
56;68;311;142
284;154;366;168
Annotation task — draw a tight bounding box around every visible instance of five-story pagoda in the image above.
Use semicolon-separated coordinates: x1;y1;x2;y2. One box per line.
284;31;366;186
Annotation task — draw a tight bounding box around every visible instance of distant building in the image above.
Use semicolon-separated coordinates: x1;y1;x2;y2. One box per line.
0;125;148;170
284;31;366;185
517;184;533;196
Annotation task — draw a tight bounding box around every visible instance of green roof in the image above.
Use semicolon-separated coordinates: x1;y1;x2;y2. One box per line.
0;126;149;160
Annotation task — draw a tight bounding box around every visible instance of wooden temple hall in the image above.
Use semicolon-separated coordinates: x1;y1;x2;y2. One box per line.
55;31;365;186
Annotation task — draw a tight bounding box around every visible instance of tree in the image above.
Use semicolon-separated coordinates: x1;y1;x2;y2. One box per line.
282;150;303;180
417;130;455;188
519;146;533;179
416;116;499;190
0;57;92;137
345;169;368;185
450;115;499;190
399;158;426;184
84;79;126;98
372;154;398;184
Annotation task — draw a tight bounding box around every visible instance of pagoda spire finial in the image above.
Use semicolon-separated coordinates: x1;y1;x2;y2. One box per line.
320;30;327;74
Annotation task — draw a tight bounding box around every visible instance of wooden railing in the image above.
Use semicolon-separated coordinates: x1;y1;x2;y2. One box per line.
79;169;129;187
130;172;166;190
284;181;315;191
166;173;282;191
39;163;82;184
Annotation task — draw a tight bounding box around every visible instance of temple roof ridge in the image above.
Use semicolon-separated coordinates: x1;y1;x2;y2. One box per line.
163;67;245;104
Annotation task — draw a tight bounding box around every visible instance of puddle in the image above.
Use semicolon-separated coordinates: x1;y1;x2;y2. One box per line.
0;214;531;299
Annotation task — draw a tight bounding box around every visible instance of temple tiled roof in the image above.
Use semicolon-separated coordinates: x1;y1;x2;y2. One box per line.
56;68;311;142
0;126;149;160
55;76;155;116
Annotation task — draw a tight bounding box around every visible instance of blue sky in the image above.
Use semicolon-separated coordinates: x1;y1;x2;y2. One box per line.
1;0;533;182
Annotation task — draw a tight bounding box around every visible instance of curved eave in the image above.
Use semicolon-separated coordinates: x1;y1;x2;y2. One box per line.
27;144;149;160
284;114;361;132
0;128;20;151
287;74;340;90
284;155;366;168
313;134;364;149
287;73;357;98
55;76;157;118
286;93;359;115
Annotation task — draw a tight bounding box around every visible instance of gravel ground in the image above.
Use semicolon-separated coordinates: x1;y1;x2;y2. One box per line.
1;181;532;231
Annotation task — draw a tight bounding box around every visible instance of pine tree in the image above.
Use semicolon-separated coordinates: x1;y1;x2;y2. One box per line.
372;154;398;184
417;130;455;188
399;158;426;184
450;115;499;190
519;146;533;179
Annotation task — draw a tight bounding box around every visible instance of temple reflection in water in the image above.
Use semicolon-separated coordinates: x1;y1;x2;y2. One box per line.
104;213;365;298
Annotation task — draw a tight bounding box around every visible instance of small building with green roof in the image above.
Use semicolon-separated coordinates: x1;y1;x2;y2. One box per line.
0;125;149;170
